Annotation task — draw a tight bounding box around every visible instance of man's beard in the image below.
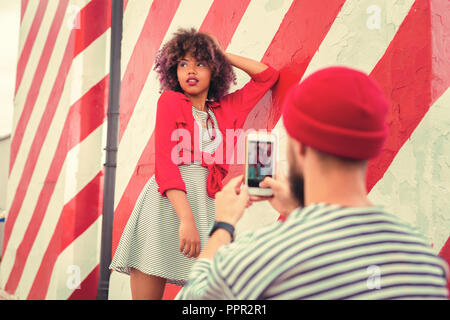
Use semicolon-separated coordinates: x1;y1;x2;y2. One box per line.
288;166;305;207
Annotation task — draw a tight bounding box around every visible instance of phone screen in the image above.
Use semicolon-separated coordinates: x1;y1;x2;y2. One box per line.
247;140;274;187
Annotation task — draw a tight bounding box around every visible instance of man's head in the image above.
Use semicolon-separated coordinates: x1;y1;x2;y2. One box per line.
282;66;390;206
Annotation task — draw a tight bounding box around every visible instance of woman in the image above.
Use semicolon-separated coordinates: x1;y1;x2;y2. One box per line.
110;28;279;299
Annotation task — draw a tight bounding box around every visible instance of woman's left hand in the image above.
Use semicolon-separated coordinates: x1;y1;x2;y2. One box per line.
207;33;224;53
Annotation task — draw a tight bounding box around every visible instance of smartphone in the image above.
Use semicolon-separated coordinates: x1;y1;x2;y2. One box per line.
244;132;277;197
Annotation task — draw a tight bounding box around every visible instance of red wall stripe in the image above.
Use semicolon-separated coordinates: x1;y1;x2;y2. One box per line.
26;173;104;299
20;0;30;23
163;283;183;300
3;77;108;295
430;0;450;103
3;0;111;261
367;0;433;192
73;0;112;58
261;0;346;128
199;0;251;49
14;0;49;97
118;0;181;141
67;264;100;300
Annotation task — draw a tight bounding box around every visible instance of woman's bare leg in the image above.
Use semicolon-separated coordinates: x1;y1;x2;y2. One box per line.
129;268;167;300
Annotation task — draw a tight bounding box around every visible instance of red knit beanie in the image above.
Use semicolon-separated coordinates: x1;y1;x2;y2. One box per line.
282;66;389;160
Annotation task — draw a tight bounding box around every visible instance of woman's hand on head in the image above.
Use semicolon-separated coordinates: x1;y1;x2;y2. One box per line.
207;33;224;53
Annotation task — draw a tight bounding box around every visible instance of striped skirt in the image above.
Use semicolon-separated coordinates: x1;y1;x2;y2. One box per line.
109;164;216;286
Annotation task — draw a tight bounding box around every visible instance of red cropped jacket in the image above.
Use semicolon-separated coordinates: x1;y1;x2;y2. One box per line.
154;65;279;198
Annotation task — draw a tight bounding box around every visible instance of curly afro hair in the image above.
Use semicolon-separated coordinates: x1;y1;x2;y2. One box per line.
154;28;236;101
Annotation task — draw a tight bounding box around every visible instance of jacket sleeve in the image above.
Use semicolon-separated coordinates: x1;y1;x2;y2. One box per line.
222;65;280;129
154;91;187;197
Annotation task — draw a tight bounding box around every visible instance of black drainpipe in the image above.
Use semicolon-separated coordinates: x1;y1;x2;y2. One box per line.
97;0;123;300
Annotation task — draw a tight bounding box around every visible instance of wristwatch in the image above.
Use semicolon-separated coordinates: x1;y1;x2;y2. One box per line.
209;221;235;242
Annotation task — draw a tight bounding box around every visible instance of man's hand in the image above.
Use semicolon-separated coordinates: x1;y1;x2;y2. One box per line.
250;168;299;217
215;175;250;226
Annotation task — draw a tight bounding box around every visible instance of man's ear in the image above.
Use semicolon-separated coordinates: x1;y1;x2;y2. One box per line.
298;141;307;158
289;138;306;163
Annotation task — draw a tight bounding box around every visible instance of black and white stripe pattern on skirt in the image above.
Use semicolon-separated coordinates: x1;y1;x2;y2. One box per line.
109;106;222;286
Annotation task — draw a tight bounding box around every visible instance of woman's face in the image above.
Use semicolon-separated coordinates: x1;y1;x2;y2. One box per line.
177;52;212;100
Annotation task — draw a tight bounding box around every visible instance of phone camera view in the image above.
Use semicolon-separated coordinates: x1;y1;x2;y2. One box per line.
247;141;274;187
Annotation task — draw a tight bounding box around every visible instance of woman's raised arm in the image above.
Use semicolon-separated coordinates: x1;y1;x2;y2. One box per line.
208;33;268;76
224;52;268;76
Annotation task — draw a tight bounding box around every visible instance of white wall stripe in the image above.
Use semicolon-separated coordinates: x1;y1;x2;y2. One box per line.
369;88;450;253
45;216;102;300
14;124;106;298
228;0;293;61
114;0;214;208
121;0;154;80
108;268;132;299
1;30;110;285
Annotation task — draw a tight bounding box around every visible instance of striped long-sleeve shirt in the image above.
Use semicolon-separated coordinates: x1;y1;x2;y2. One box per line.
177;203;449;300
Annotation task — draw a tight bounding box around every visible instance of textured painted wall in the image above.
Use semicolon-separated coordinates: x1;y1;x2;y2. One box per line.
0;137;10;213
369;0;450;261
369;89;450;255
1;0;111;299
110;0;449;299
2;0;447;300
0;137;10;262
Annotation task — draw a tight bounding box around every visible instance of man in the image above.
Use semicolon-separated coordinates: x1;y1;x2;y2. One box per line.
177;66;449;299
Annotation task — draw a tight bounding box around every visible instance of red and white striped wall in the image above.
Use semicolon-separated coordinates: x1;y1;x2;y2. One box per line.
1;0;449;300
1;0;111;299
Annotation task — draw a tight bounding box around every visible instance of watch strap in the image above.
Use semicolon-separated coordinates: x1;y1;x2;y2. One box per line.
209;221;235;241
